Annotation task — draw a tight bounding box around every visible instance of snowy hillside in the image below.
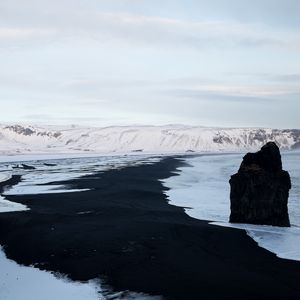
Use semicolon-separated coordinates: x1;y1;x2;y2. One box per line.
0;124;299;155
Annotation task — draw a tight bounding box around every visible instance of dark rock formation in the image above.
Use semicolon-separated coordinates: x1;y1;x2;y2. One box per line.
12;164;36;170
229;142;291;227
21;164;36;170
44;163;57;167
4;125;35;136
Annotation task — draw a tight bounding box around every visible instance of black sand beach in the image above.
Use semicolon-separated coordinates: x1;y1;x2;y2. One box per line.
0;157;300;299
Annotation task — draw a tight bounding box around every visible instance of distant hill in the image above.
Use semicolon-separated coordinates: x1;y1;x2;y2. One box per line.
0;124;299;154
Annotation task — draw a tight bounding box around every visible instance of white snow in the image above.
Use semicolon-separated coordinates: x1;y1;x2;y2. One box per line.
0;124;299;155
0;173;12;183
162;152;300;261
4;186;90;195
0;195;28;213
0;247;102;300
162;153;242;222
0;246;162;300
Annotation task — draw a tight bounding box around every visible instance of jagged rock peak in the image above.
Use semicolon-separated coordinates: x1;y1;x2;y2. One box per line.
239;142;282;172
4;125;35;136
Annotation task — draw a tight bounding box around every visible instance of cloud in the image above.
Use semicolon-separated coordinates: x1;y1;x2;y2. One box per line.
166;83;300;102
0;1;299;128
0;28;56;39
269;74;300;83
0;3;299;51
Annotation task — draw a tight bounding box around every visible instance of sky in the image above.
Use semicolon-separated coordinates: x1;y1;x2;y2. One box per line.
0;0;300;128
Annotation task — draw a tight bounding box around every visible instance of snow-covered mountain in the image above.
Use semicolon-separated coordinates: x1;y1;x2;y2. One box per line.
0;124;299;155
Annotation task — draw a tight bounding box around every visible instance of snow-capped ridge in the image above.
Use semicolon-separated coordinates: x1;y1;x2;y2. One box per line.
0;124;299;154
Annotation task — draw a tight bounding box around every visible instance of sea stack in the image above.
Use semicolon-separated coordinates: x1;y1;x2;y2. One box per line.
229;142;291;227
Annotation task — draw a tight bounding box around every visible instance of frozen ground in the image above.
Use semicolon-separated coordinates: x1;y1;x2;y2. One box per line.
0;154;163;300
162;151;300;261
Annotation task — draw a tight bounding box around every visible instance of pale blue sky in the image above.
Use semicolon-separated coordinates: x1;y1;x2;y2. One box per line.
0;0;300;128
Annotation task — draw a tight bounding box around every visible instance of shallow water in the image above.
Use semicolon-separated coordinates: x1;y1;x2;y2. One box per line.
162;152;300;261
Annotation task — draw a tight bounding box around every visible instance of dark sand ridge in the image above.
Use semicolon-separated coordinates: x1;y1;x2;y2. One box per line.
0;157;299;300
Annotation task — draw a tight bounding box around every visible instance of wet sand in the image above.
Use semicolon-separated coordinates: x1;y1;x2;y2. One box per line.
0;157;300;299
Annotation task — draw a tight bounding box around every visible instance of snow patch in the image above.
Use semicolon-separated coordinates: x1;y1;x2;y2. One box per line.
0;173;12;183
0;195;28;213
0;247;102;300
3;186;90;195
0;245;162;300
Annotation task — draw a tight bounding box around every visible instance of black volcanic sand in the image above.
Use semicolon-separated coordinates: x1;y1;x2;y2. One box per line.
0;157;300;300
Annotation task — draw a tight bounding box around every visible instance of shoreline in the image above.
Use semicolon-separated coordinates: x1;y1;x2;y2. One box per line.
0;175;22;193
0;157;300;299
0;150;244;164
